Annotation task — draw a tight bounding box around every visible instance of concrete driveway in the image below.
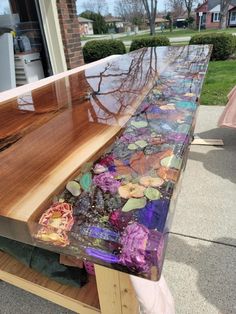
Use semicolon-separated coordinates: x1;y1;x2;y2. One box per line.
164;106;236;314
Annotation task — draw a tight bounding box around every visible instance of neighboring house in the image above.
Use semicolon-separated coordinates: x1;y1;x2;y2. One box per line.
146;17;169;27
196;0;236;28
105;16;124;32
155;18;169;26
229;6;236;26
78;16;94;35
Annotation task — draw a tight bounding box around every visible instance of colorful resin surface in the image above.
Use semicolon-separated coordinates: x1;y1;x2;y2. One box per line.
34;46;211;280
0;46;211;280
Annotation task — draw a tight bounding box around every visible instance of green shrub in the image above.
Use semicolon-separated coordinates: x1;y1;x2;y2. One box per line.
233;35;236;53
130;36;170;52
189;33;235;60
83;40;126;63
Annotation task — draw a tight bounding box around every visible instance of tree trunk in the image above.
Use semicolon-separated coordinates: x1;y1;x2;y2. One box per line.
150;20;155;35
169;17;173;32
142;0;157;36
219;0;230;29
187;8;191;19
220;13;228;29
187;8;191;27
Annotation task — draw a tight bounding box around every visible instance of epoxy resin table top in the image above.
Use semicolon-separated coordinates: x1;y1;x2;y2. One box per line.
0;46;211;279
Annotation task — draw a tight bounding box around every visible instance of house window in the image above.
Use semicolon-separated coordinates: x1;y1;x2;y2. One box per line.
201;13;206;24
213;12;220;22
230;12;236;21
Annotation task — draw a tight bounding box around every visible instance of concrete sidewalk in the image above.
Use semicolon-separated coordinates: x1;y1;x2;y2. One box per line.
81;36;191;47
0;106;235;313
120;37;191;48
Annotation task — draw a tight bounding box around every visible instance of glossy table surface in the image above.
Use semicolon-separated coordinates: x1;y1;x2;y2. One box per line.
0;46;211;280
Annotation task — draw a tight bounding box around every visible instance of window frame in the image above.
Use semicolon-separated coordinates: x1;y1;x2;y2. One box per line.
213;12;220;22
230;11;236;22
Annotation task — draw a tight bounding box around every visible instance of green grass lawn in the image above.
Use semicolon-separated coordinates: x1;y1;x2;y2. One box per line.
200;60;236;105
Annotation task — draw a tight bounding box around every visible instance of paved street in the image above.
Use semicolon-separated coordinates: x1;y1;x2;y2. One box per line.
0;106;235;313
81;36;191;47
81;32;236;47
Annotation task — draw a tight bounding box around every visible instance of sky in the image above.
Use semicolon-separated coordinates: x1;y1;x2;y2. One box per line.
76;0;166;15
107;0;165;13
0;0;10;14
0;0;166;16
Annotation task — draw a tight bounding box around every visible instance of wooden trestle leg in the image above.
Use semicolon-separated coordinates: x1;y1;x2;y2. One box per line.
95;265;139;314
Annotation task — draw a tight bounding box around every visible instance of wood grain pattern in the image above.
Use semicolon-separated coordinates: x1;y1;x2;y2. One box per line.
95;264;122;314
191;138;224;146
0;251;100;314
0;49;157;227
119;272;139;314
95;264;139;314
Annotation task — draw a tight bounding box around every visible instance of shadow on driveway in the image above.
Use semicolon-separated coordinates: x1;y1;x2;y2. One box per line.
190;127;236;184
166;234;236;314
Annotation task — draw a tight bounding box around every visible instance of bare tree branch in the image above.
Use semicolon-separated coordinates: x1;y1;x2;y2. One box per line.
85;48;159;125
142;0;158;35
184;0;194;19
115;0;145;26
81;0;109;15
168;0;185;20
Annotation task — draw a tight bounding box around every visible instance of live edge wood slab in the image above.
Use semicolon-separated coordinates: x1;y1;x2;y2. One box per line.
0;53;155;225
0;47;211;313
0;54;140;314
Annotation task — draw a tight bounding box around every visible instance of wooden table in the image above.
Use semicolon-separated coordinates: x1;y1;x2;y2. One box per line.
0;46;211;313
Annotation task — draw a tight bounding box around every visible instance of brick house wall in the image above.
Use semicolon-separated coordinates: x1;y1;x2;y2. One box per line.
196;2;207;27
206;12;220;28
196;1;220;29
56;0;84;69
196;0;236;28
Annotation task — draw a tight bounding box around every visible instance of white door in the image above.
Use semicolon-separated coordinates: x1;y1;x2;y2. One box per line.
0;33;16;92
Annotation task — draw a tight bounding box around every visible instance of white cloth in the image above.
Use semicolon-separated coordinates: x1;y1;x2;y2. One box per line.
218;85;236;129
130;275;175;314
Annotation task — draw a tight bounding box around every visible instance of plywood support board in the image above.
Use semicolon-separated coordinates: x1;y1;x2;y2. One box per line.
0;252;139;314
191;138;224;146
0;252;100;314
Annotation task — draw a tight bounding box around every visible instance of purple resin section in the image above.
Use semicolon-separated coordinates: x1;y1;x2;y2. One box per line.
86;247;119;263
119;223;151;273
137;199;169;231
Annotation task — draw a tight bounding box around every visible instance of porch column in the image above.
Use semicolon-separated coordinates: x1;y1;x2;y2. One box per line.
56;0;84;69
38;0;67;74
